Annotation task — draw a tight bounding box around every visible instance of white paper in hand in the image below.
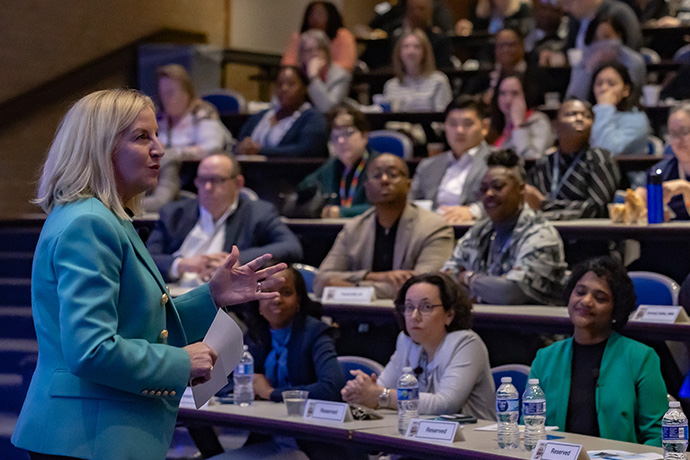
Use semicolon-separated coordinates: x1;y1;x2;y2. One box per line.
192;309;244;409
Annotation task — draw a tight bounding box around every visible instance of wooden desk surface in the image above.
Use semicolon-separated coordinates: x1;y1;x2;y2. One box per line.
178;401;663;460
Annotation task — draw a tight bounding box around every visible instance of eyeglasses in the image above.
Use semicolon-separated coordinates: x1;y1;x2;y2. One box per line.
368;168;405;181
399;303;444;316
194;176;236;186
666;127;690;140
330;126;357;141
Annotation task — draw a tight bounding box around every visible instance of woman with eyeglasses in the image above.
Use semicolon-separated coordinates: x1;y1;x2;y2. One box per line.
294;103;378;218
636;103;690;220
340;272;495;419
236;65;328;157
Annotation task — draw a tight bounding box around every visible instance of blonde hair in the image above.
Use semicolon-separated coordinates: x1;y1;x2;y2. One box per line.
156;64;197;101
392;29;436;81
298;29;332;65
34;88;155;220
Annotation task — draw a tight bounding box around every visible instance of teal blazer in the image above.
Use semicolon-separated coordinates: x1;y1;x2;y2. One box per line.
12;198;217;460
529;332;667;446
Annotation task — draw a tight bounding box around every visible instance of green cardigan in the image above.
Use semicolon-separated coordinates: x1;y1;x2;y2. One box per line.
529;331;667;446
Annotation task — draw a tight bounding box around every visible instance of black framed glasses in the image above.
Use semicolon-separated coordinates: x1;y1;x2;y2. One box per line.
399;303;444;316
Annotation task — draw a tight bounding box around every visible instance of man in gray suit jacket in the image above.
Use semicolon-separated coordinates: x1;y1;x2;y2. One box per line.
315;154;454;299
410;97;492;224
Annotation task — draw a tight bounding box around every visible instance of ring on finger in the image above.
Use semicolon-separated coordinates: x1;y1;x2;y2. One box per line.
256;281;263;292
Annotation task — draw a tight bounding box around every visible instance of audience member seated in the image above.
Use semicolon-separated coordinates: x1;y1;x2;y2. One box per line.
637;103;690;220
562;0;642;53
297;29;352;113
367;0;456;37
361;0;453;70
566;15;646;101
341;273;496;419
146;154;303;285
526;98;620;218
236;66;328;157
488;71;554;160
525;0;567;66
463;27;528;104
382;28;452;112
293;103;377;218
410;97;492;223
212;266;344;460
282;1;357;71
529;256;667;446
589;61;651;156
143;64;233;212
456;0;534;36
247;265;344;402
315;154;454;299
443;149;567;305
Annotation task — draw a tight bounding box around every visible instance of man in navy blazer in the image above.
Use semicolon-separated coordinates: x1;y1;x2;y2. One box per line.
147;154;303;282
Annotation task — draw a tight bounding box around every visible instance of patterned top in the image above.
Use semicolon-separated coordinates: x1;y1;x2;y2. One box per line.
527;146;620;218
442;207;567;305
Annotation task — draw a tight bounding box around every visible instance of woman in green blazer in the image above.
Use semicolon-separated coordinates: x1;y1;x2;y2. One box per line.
11;89;285;460
530;257;667;446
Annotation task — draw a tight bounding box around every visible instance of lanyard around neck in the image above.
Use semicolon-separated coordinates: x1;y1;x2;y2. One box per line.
339;151;369;207
551;150;585;198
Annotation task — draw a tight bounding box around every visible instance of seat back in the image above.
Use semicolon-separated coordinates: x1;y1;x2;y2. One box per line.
338;356;385;381
491;364;531;402
201;89;247;115
629;271;680;306
368;130;413;160
292;263;319;294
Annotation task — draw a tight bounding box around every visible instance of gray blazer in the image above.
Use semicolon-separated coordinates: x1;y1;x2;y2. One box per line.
410;141;492;209
315;204;454;299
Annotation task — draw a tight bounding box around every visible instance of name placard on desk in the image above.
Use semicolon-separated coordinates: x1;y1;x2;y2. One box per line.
304;400;352;422
321;286;375;305
630;305;690;324
405;419;464;443
531;440;589;460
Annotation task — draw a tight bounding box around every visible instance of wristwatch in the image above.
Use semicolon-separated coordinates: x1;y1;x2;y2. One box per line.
378;387;390;409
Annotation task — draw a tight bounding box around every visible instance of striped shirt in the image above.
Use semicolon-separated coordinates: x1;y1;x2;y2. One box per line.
527;146;620;218
382;71;452;112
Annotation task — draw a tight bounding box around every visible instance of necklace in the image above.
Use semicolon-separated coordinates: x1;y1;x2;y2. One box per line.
487;231;511;276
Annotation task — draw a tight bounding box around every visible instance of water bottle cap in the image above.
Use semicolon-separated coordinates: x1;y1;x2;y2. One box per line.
528;378;539;384
501;377;512;383
402;366;413;373
243;344;248;351
669;401;681;407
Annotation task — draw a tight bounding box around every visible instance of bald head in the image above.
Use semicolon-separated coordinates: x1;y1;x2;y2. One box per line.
195;154;245;219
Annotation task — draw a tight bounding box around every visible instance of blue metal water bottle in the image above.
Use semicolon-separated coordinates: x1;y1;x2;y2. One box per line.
647;169;664;224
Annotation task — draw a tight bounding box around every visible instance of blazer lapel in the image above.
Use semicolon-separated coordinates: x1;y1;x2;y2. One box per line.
393;205;415;269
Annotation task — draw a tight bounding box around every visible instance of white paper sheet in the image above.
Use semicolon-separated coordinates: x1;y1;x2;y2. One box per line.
475;424;559;432
191;309;244;409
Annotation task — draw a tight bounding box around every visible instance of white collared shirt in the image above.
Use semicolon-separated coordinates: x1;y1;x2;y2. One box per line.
251;102;311;148
435;146;479;207
170;200;239;285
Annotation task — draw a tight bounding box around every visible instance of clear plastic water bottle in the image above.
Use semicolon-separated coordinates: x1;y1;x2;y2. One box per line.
522;378;547;451
496;376;520;449
397;366;419;435
662;401;688;460
233;345;254;406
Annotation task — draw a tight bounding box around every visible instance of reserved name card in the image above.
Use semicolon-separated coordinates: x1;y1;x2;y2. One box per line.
531;440;590;460
405;419;464;443
321;286;375;305
630;305;690;324
303;400;352;422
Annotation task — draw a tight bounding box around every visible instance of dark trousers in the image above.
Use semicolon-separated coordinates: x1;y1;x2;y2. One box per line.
29;452;85;460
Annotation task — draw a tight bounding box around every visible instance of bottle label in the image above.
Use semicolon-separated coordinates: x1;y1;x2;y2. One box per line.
235;363;254;375
523;400;546;416
397;387;419;401
496;398;519;413
663;425;689;441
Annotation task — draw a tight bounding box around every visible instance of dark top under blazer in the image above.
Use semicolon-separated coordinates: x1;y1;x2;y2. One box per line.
246;315;345;402
146;196;303;279
237;107;329;157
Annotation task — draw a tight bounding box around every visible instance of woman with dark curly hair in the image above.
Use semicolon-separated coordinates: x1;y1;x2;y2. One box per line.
341;272;495;419
529;256;667;446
